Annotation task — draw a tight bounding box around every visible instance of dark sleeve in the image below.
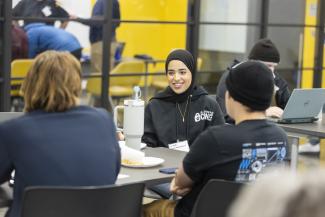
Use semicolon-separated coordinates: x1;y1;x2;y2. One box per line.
97;108;121;177
183;129;220;182
52;5;69;18
210;98;225;126
12;0;25;17
216;70;228;117
0;125;13;184
274;74;291;109
141;103;159;148
113;0;121;28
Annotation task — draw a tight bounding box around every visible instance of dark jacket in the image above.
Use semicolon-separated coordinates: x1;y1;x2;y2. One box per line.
12;0;69;26
89;0;121;43
142;86;225;148
216;59;291;123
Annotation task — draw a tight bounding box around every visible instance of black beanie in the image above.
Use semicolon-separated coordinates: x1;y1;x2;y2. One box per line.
248;38;280;63
226;60;274;111
165;49;195;79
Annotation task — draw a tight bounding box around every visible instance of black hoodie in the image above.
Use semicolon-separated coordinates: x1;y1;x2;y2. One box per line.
142;86;225;148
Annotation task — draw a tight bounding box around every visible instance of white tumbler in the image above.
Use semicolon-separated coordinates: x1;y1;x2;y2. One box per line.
114;87;144;150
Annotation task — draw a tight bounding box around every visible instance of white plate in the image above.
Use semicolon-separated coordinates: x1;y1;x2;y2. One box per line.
122;157;165;168
118;141;147;150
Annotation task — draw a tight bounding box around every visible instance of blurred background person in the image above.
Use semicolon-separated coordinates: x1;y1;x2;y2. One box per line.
24;23;82;59
12;0;70;29
11;24;28;60
73;0;121;71
0;51;120;217
216;38;290;123
229;169;325;217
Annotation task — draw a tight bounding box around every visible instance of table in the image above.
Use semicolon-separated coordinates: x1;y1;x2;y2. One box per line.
0;183;11;208
117;147;186;187
278;121;325;160
0;147;186;208
278;121;325;138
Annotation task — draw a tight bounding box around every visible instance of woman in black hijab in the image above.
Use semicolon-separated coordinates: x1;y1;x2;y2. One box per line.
142;49;224;149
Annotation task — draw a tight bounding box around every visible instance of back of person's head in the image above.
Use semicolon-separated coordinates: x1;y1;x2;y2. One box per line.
21;50;81;112
226;60;274;111
248;38;280;63
228;169;325;217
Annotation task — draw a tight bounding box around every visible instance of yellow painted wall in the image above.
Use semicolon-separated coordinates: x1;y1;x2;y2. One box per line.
302;0;325;88
116;0;187;63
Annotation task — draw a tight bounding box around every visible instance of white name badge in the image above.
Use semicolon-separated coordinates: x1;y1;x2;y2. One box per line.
168;140;190;152
42;6;52;17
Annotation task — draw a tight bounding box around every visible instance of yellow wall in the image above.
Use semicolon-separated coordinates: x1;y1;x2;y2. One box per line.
117;0;187;63
302;0;325;88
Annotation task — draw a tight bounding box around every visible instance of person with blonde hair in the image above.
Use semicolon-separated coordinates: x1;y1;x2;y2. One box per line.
0;51;120;217
229;169;325;217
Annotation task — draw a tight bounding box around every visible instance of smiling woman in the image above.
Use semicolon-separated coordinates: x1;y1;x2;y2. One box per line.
167;60;192;95
141;49;225;149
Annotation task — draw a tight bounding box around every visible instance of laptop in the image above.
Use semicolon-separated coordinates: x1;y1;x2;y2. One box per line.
270;88;325;124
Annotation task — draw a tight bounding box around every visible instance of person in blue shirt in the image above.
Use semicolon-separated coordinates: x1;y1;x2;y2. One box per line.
0;51;121;217
24;23;82;59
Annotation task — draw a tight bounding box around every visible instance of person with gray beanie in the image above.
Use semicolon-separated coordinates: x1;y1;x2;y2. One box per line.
142;60;288;217
216;38;290;123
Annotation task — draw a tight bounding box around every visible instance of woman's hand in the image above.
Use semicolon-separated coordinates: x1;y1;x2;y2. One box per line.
116;131;125;141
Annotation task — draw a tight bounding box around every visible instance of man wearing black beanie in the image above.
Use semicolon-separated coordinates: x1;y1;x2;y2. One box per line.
143;61;288;217
216;38;291;123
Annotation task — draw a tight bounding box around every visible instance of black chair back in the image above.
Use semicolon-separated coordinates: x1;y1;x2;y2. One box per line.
190;179;243;217
21;183;145;217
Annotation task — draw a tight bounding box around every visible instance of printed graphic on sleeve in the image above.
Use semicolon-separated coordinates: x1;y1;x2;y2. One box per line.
235;142;287;182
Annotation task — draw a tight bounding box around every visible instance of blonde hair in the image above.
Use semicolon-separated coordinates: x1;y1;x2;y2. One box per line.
21;51;82;112
228;169;325;217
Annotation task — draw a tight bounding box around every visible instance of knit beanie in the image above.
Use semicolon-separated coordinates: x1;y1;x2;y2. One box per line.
165;49;195;79
248;38;280;63
226;60;274;111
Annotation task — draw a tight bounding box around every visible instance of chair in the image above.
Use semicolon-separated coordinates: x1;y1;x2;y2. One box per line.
86;60;146;102
190;179;243;217
151;57;203;90
21;183;145;217
10;59;34;111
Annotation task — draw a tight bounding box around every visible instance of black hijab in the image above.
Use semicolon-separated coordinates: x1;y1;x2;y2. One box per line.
155;49;196;103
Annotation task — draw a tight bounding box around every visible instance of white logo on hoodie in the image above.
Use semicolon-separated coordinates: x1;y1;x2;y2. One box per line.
194;110;214;122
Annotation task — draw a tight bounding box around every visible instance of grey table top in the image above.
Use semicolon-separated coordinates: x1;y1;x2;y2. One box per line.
0;183;11;208
278;121;325;138
117;147;186;186
0;147;186;208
